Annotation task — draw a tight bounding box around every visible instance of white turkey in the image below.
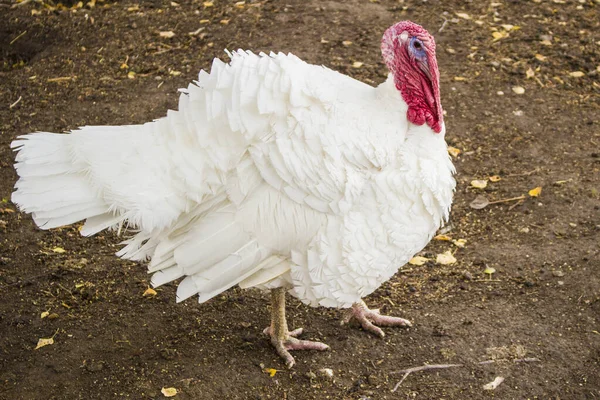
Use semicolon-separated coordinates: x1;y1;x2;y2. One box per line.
12;21;455;368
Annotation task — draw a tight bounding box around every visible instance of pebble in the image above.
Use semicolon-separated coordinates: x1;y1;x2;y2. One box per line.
318;368;334;380
463;271;474;280
85;360;104;372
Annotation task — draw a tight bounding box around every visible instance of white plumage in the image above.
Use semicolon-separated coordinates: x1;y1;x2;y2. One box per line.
12;48;454;309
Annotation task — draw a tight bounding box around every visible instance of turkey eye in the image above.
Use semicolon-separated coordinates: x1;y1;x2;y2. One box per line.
414;41;422;49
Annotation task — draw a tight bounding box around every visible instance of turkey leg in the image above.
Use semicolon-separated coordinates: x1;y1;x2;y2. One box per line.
342;300;412;338
264;287;329;368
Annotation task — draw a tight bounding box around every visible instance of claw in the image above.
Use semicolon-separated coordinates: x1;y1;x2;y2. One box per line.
265;327;329;368
343;300;412;337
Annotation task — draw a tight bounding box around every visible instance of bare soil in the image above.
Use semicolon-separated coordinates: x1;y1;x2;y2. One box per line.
0;0;599;399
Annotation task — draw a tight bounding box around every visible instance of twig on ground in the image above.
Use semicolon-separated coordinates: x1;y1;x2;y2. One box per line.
391;364;463;392
391;358;540;391
438;18;448;33
10;30;27;45
9;95;22;109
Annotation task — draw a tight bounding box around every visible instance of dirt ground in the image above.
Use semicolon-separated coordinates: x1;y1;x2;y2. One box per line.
0;0;599;399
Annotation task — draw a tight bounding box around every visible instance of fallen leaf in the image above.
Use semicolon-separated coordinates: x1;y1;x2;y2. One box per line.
436;251;457;265
35;337;54;350
200;19;210;23
342;40;352;46
161;387;178;397
143;288;157;297
491;31;509;41
203;1;213;6
471;179;488;189
264;368;277;377
0;208;15;213
352;61;363;68
159;31;176;38
484;266;496;275
455;12;471;20
501;24;519;31
41;311;50;319
127;71;136;79
469;195;490;210
568;71;585;78
127;4;139;11
489;175;502;182
434;234;452;241
220;19;230;25
534;53;547;62
447;146;461;158
525;68;535;79
512;86;525;94
408;256;429;266
453;76;467;81
528;187;542;197
320;38;329;44
452;239;467;248
52;247;66;254
540;39;552;46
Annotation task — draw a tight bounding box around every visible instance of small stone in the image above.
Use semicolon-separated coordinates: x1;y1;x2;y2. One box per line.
519;227;530;233
318;368;334;380
462;271;474;281
552;270;565;277
367;374;379;385
85;360;104;372
305;371;317;380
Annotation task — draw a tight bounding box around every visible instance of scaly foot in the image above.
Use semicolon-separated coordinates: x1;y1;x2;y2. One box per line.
263;326;329;368
342;300;412;338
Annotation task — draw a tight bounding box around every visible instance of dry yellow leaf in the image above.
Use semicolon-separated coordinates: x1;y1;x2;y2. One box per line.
220;19;230;25
447;146;461;158
534;53;547;62
501;24;519;31
489;175;502;182
127;5;139;11
203;1;213;6
528;186;542;197
484;266;496;275
35;337;54;350
342;41;352;46
161;387;178;397
525;68;535;79
512;86;525;94
491;31;508;41
52;247;66;254
408;256;429;266
453;76;467;81
434;234;452;241
127;71;136;79
264;368;277;377
200;19;210;23
569;71;585;78
540;39;552;46
452;239;467;248
159;31;176;38
352;61;363;68
455;12;471;20
436;251;457;265
143;288;157;297
41;311;50;319
471;179;488;189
